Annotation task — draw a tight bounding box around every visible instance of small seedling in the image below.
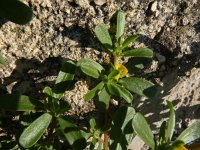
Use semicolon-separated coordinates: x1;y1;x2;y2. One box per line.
132;101;200;150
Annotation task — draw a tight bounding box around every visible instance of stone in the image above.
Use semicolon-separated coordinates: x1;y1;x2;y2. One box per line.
93;0;106;6
151;1;157;12
74;0;90;8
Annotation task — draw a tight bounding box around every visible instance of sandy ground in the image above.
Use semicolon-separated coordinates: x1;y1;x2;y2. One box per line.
0;0;200;149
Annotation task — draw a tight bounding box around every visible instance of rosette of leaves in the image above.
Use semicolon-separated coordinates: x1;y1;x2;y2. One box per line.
132;100;200;150
0;0;33;25
0;61;86;149
80;11;156;107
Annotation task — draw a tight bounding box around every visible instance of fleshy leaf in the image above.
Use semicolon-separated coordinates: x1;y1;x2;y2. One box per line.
78;59;104;79
119;77;157;98
53;61;76;100
97;87;110;110
132;113;155;149
177;120;200;144
166;101;175;142
122;35;138;49
94;24;113;52
90;118;96;131
116;11;125;43
159;121;166;145
107;82;133;103
125;58;149;73
0;94;44;111
121;48;153;58
19;113;52;148
0;0;33;25
57;116;87;150
84;82;104;101
110;106;135;150
108;69;120;79
43;86;53;97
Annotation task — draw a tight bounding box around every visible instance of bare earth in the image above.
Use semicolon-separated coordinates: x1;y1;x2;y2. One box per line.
0;0;200;149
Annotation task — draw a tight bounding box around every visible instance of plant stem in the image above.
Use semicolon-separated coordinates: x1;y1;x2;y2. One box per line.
45;116;57;142
103;107;109;150
103;51;120;149
113;54;118;66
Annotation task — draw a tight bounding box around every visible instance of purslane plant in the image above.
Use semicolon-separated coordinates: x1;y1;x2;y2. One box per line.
0;10;199;150
132;101;200;150
0;11;156;149
0;61;87;150
77;11;156;150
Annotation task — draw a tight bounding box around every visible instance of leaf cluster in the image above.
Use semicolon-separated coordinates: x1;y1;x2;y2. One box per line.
132;101;200;150
0;61;86;149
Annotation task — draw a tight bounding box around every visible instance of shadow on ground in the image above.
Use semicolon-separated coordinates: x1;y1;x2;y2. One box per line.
0;56;66;99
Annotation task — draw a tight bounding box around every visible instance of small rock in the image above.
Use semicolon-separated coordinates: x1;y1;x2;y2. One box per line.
129;135;144;150
151;1;158;12
155;10;159;17
94;0;106;6
74;0;90;8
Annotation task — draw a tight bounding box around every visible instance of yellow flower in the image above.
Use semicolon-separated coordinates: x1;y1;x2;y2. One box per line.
114;64;128;80
173;143;188;150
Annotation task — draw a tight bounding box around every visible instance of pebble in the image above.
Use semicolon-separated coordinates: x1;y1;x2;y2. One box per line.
74;0;90;8
151;1;158;12
93;0;106;6
181;17;189;26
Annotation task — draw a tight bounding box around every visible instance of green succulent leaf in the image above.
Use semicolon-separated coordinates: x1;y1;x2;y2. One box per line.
125;58;149;73
94;24;113;52
119;77;157;98
122;35;138;49
0;0;33;25
110;106;135;150
107;82;133;103
90;118;96;131
78;59;104;79
159;121;166;145
84;82;104;101
108;69;120;79
53;60;76;100
43;86;53;97
166;101;175;143
19;113;52;148
116;11;125;43
121;48;153;58
0;94;44;111
97;87;110;110
177;120;200;144
132;113;155;149
57;116;87;150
